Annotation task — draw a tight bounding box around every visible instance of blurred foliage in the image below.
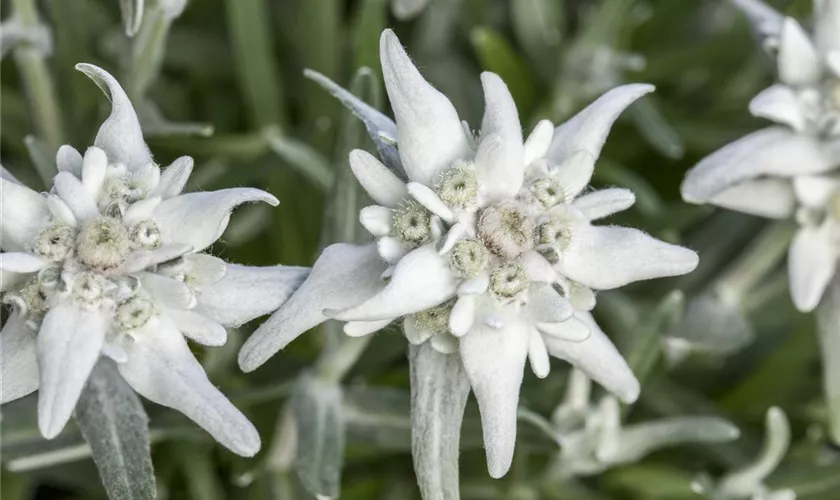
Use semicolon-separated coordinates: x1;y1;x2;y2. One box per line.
3;0;840;499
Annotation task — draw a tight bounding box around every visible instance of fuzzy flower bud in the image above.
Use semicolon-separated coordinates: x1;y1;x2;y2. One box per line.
478;201;535;259
75;217;130;271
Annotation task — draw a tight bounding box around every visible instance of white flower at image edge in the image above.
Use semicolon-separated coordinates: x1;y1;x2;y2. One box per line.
682;0;840;313
0;64;309;456
239;30;698;477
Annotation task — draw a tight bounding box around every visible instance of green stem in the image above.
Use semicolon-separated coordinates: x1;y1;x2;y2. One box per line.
314;334;372;383
127;6;172;101
11;0;64;180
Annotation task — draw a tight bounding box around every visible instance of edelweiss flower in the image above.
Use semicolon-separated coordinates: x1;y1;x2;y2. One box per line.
0;64;308;456
682;0;840;312
239;30;698;477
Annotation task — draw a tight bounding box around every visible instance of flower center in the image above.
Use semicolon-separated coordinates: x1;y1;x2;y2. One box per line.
414;300;454;334
394;200;432;246
489;261;529;301
478;201;535;259
75;217;130;271
530;177;565;208
72;272;105;306
116;295;155;330
130;220;162;249
537;219;573;249
450;239;489;278
34;224;75;261
436;161;478;208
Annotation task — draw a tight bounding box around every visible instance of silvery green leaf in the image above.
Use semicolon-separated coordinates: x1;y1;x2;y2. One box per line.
74;358;156;500
304;68;405;179
139;100;214;137
628;97;684;160
817;275;840;444
292;374;345;499
608;417;740;465
624;290;684;384
1;20;52;59
23;135;56;187
119;0;144;36
718;407;790;497
264;126;334;191
510;0;562;78
409;343;471;500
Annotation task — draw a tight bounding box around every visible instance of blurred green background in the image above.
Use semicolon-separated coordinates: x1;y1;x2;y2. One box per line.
3;0;840;498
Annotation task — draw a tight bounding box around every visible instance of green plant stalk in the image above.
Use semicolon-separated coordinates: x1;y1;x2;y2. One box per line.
314;335;373;383
715;222;796;306
127;6;172;101
11;0;64;178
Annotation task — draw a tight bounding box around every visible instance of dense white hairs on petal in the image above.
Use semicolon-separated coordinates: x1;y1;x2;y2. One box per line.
152;188;279;252
788;224;837;312
349;149;408;207
82;147;108;198
56;145;84;177
380;30;471;185
344;318;393;337
536;315;591;342
53;172;100;222
449;294;477;337
731;0;784;45
777;18;821;86
330;245;458;321
196;264;310;327
708;178;796;219
459;310;531;478
153;156;194;199
167;309;228;346
1;304;39;403
748;85;806;131
523;119;554;166
123;244;192;274
0;178;50;252
793;175;840;208
475;72;525;200
407;183;454;222
239;244;388;372
527;284;574;323
573;188;636;220
816;0;840;53
0;253;47;273
359;206;394;237
37;304;107;438
542;312;640;403
545;84;654;165
76;63;153;171
137;272;194;309
528;330;550;379
304;69;404;177
120;318;261;456
556;224;698;290
548;151;596;200
681;127;838;203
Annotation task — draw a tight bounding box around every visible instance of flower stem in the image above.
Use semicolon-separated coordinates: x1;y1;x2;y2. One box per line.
11;0;64;181
715;222;796;306
126;5;171;101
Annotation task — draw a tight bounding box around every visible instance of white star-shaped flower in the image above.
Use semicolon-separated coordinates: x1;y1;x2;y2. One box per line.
239;30;698;477
0;64;308;456
682;0;840;312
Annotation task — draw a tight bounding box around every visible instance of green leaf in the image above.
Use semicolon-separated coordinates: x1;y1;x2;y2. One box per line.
23;135;56;188
118;0;144;37
509;0;562;81
75;358;156;500
292;374;345;499
264;125;334;191
470;27;537;118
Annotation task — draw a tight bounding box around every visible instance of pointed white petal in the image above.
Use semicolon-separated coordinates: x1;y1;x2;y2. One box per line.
557;224;698;290
153;188;279;252
46;195;77;227
536;315;591;342
459;274;489;295
123;196;162;226
459;311;530;478
708;178;796;218
438;222;471;255
788;224;837;312
76;63;153;171
528;284;574;323
542;312;640;403
359;206;393;237
522;251;557;282
1;305;39;403
81;147;108;198
546;84;654;165
793;175;840;209
377;236;409;263
122;244;192;273
152;156;193;199
101;343;128;363
430;333;458;354
196;264;309;327
682;128;838;203
0;177;50;251
183;253;227;286
53;172;100;222
528;329;550;379
404;316;434;345
348;149;407;207
344;318;393;337
569;283;596;311
380;30;471;185
548;151;596;200
167;309;227;346
0;252;48;273
239;244;387;372
777;18;821;86
56;145;83;177
748;85;806;131
523;119;554;166
37;304;107;438
137;272;194;309
120;318;261;456
449;295;476;337
573;188;636;220
407;182;454;222
475;73;524;200
330;245;457;321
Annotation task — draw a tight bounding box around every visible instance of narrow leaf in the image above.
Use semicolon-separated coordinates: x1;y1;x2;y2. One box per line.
409;342;471;500
75;358;156;500
119;0;144;36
